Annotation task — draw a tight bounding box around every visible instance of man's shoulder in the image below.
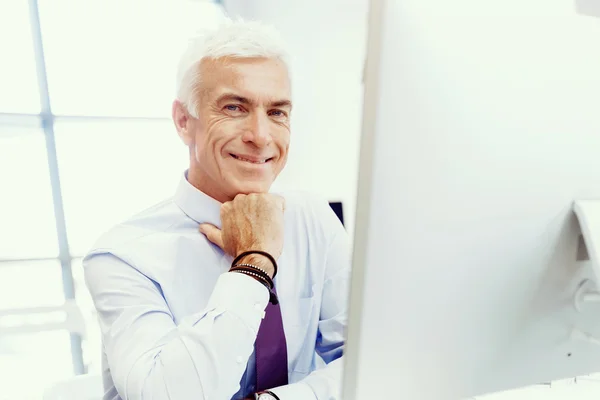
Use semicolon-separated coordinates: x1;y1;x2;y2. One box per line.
86;197;185;254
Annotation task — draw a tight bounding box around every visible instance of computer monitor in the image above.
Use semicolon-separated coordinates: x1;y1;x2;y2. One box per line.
577;0;600;18
343;1;600;399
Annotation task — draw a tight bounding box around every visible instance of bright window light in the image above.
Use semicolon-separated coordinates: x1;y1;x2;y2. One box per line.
0;1;41;113
38;0;228;118
54;118;188;256
0;126;59;259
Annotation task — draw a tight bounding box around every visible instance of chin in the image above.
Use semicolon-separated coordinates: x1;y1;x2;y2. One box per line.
233;180;272;195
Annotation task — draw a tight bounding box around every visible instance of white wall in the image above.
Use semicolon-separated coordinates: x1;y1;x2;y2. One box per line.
223;0;369;237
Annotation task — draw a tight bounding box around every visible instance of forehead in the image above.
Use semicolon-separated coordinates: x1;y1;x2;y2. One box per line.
199;57;291;103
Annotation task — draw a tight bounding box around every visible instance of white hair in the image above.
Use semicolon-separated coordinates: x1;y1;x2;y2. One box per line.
176;19;291;118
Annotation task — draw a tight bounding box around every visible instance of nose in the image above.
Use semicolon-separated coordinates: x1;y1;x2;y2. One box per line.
242;112;272;148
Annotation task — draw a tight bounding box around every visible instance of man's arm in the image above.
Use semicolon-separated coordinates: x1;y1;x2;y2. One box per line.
269;203;352;400
84;251;269;400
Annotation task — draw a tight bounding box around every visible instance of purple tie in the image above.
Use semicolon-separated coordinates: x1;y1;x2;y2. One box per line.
255;286;289;391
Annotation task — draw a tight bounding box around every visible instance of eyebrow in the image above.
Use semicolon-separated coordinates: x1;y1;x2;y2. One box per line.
215;92;292;109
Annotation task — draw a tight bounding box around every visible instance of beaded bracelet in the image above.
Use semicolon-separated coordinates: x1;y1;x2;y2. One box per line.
231;250;278;278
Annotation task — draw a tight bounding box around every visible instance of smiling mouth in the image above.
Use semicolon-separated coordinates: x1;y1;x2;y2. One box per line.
230;154;273;164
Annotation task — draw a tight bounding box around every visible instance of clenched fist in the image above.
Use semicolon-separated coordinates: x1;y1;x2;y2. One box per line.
199;193;285;278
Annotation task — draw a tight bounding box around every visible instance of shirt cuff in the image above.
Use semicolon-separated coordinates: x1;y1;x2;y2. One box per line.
203;272;270;334
269;382;317;400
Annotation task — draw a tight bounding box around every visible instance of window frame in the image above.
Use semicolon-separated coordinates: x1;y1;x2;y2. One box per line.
0;0;225;377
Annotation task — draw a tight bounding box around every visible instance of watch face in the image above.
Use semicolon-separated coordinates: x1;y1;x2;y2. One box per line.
257;393;277;400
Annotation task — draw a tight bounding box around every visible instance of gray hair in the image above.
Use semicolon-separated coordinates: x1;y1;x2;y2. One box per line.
176;19;291;118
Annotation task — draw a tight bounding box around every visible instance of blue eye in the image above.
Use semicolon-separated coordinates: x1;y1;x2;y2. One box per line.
269;110;286;118
225;105;241;112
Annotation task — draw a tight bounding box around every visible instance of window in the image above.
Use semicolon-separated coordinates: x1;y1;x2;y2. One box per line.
71;258;102;373
0;260;70;399
0;260;65;309
0;331;73;400
0;0;227;394
0;1;41;113
38;0;228;118
54;118;187;256
0;126;59;259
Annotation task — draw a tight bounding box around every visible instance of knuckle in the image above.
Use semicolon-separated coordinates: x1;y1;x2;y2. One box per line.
257;193;270;202
220;202;231;214
268;194;281;206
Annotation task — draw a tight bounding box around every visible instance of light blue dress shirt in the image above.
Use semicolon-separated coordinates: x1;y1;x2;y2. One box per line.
83;172;350;400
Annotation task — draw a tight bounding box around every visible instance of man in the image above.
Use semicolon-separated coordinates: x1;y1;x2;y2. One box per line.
83;19;350;400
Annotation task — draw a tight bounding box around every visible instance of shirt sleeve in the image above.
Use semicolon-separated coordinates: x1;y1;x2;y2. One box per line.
271;202;352;400
269;358;344;400
83;251;269;400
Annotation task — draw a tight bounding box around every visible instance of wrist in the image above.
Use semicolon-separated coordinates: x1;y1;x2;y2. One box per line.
254;390;281;400
237;254;275;279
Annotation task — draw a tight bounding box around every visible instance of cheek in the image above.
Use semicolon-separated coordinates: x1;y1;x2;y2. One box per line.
194;144;204;163
208;120;239;150
191;135;214;167
279;132;291;155
194;121;220;158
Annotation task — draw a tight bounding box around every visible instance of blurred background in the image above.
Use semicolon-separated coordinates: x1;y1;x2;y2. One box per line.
4;0;600;399
0;0;367;398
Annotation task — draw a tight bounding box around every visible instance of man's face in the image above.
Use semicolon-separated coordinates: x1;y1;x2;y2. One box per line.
173;57;292;203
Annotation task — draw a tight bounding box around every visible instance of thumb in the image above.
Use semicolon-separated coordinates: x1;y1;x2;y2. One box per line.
199;223;224;250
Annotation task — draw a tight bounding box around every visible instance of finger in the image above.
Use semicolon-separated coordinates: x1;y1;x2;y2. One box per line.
277;195;286;211
221;201;232;211
199;223;224;250
268;194;286;211
233;193;246;203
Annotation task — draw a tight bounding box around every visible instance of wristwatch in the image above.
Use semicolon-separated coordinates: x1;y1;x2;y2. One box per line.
254;390;280;400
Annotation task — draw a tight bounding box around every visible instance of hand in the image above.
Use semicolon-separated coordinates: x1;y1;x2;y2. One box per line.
199;193;285;276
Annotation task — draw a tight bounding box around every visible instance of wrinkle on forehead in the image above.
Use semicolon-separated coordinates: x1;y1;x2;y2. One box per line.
195;56;291;104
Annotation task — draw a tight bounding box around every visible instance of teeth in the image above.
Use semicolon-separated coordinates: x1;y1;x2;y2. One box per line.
233;154;267;164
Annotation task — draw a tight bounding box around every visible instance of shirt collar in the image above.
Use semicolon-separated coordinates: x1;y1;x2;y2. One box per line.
174;170;222;228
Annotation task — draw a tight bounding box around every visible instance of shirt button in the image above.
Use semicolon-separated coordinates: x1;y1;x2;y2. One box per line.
236;356;244;364
254;303;262;310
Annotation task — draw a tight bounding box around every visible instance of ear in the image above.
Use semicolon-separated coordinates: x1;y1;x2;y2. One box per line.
172;100;194;146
